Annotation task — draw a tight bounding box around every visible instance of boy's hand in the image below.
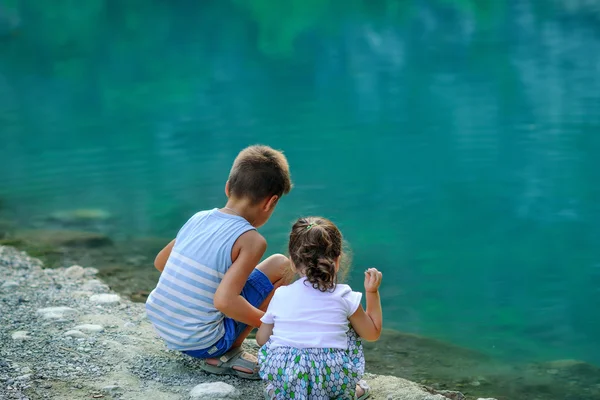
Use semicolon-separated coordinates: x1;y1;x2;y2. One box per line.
364;268;382;293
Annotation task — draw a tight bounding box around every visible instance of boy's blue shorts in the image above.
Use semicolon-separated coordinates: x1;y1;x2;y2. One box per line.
183;268;274;359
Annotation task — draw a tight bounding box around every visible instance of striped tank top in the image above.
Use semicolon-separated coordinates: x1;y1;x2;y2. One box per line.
145;209;255;351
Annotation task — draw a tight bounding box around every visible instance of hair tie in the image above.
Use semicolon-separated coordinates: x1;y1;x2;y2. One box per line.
306;223;315;230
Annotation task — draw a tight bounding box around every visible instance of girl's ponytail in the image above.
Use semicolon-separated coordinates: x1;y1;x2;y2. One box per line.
288;217;343;292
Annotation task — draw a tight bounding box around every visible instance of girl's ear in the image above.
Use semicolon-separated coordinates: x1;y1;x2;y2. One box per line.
334;256;341;272
225;180;230;197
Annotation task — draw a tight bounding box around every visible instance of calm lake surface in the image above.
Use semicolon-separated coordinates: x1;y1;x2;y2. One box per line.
1;0;599;377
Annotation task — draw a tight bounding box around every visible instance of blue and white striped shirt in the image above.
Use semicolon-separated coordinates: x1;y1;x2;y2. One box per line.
145;209;255;351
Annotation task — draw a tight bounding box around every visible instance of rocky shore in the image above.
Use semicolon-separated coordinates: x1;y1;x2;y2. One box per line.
0;245;499;400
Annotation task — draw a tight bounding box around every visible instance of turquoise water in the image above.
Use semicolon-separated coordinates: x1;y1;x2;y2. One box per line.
1;0;600;370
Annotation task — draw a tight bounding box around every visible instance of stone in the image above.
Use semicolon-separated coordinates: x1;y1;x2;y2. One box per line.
11;331;30;340
64;265;85;279
64;330;87;338
73;324;104;333
102;385;121;394
189;382;239;399
123;322;135;329
82;279;109;293
15;374;31;381
90;294;120;305
84;267;99;276
21;367;31;374
36;306;77;320
1;280;18;289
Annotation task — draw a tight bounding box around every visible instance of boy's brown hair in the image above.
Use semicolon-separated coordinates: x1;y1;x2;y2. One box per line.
228;145;292;204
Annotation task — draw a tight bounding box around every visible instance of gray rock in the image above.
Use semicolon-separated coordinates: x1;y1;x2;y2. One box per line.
84;267;99;276
123;322;136;329
64;265;85;279
15;374;31;381
189;382;239;399
82;279;109;293
64;330;87;338
1;280;19;289
21;367;32;374
11;331;30;340
36;306;77;319
73;324;104;333
102;385;121;394
89;294;120;305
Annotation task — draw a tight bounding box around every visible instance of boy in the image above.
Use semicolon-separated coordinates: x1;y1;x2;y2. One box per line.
145;145;292;379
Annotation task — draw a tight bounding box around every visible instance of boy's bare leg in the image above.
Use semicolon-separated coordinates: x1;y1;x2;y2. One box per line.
206;254;291;373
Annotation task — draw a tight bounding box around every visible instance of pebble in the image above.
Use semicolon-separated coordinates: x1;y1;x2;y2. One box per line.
21;367;32;374
36;306;77;320
1;280;19;290
15;374;31;381
89;294;120;305
64;330;87;338
123;322;136;329
189;382;239;399
11;331;30;340
73;324;104;333
64;265;85;279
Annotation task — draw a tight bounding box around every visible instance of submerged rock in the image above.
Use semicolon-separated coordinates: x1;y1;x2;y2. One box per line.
16;229;113;248
47;209;113;224
0;219;15;239
16;229;112;250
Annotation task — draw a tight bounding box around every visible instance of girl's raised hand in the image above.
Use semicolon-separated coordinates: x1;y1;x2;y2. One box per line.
364;268;382;293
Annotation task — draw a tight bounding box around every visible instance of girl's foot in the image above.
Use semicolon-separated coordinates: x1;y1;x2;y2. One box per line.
355;380;371;400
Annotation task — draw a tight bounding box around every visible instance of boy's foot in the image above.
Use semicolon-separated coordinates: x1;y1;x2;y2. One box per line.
201;347;260;380
355;380;371;400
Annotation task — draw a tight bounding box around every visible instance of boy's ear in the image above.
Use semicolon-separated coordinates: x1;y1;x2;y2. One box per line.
225;180;230;197
264;195;279;211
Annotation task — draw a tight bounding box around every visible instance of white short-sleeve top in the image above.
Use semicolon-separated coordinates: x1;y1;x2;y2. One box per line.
260;278;362;349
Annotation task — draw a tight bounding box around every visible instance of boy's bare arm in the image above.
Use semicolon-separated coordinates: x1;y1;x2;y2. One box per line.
154;239;175;272
213;230;267;328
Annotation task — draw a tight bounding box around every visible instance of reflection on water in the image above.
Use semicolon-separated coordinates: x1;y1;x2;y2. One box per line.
1;1;600;397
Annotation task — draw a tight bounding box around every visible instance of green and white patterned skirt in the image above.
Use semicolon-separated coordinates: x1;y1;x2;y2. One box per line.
258;328;365;399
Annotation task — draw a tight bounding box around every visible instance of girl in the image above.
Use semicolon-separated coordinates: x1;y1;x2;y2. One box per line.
256;217;383;400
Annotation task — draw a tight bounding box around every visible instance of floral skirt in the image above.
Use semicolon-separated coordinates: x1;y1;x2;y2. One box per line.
258;328;365;400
